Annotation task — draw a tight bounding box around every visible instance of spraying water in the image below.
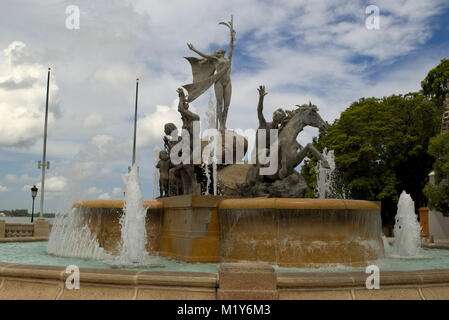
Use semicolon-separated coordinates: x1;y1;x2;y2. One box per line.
47;207;108;260
212;153;218;195
203;160;211;195
392;191;422;257
115;164;149;266
315;148;336;199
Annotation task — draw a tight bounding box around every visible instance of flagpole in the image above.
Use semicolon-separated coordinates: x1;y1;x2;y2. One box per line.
132;78;139;167
38;67;51;219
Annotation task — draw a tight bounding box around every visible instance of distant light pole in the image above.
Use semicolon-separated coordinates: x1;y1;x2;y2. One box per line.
38;67;51;219
30;185;38;223
129;78;139;172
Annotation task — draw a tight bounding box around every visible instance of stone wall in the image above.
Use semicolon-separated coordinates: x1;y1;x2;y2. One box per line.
1;261;449;300
0;220;50;239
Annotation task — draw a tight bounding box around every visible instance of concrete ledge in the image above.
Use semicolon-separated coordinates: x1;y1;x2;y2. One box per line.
73;200;163;209
218;198;380;211
2;261;449;299
136;285;216;300
60;283;135;300
76;268;139;285
277;273;354;288
422;243;449;250
137;271;217;287
0;236;48;243
0;279;62;300
0;264;66;281
279;289;353;300
218;263;278;300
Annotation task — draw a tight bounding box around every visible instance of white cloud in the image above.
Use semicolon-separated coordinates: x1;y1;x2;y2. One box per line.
0;41;59;148
98;193;110;200
0;185;8;192
112;187;123;198
137;100;183;148
85;186;102;195
22;175;67;192
4;174;18;184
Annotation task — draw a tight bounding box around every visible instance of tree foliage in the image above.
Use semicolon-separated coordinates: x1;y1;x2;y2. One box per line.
421;58;449;108
302;93;442;224
423;132;449;215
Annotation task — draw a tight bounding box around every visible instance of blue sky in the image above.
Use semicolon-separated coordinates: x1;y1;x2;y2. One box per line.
0;0;448;213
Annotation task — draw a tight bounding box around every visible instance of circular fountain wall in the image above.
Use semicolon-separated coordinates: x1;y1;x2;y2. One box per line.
73;196;384;268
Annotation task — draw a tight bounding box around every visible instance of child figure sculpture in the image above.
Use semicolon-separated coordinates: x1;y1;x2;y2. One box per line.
156;150;170;197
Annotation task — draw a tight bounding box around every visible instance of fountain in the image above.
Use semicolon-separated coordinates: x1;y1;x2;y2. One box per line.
67;16;385;269
3;16;449;301
115;164;150;266
392;191;422;257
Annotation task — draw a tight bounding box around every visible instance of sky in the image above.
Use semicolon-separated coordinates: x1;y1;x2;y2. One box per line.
0;0;448;213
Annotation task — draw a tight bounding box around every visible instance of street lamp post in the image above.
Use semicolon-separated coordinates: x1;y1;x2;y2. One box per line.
30;185;38;223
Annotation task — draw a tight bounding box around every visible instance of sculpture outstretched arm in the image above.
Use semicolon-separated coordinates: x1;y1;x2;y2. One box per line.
257;85;268;127
177;88;200;121
187;43;217;61
220;15;235;61
177;88;188;112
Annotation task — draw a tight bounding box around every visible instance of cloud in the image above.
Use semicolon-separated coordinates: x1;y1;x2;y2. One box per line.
112;187;123;198
137;100;183;148
0;41;60;148
0;0;448;211
85;186;102;195
98;193;110;200
0;185;8;192
20;175;67;204
0;77;37;90
4;174;18;184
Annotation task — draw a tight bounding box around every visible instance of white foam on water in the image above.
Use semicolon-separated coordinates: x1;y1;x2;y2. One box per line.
391;191;422;257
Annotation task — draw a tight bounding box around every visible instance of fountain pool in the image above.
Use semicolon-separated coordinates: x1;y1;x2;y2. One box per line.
1;240;449;273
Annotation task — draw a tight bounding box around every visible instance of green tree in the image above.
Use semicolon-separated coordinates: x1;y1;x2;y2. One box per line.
302;93;442;225
423;132;449;215
421;58;449;108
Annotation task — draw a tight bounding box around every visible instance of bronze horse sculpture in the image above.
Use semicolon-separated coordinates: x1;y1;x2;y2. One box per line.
241;101;330;197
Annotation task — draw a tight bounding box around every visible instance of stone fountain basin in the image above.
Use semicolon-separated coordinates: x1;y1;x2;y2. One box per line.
73;196;384;268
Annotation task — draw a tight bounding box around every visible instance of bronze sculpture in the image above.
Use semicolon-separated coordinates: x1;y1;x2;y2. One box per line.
183;15;235;131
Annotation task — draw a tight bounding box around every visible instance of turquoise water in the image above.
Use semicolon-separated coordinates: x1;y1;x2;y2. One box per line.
0;241;219;273
1;241;449;273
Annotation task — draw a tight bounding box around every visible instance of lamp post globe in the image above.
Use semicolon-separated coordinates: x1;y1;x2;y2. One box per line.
31;185;38;223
